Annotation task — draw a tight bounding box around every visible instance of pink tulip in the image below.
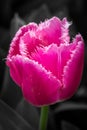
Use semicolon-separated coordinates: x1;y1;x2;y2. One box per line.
6;17;84;106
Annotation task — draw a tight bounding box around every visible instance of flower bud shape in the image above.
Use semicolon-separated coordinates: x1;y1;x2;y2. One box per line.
6;17;84;106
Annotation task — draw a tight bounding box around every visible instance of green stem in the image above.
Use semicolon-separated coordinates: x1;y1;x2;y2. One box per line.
39;106;49;130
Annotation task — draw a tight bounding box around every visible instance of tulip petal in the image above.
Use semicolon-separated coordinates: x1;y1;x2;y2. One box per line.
7;23;38;59
31;44;60;78
19;32;43;57
36;17;61;45
61;18;71;44
31;43;76;81
20;56;62;106
7;55;24;87
36;17;70;45
61;34;84;100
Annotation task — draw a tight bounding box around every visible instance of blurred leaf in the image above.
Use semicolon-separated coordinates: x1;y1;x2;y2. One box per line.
0;99;34;130
10;13;26;39
1;66;22;108
16;99;39;130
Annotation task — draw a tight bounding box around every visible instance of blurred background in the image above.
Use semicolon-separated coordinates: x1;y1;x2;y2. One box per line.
0;0;87;130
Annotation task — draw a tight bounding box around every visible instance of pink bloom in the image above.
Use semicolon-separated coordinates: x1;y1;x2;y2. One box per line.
6;17;84;106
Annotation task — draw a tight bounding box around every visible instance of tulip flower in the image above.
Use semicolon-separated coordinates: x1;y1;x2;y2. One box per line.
6;17;84;107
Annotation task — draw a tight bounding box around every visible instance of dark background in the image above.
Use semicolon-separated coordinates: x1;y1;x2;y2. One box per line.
0;0;87;130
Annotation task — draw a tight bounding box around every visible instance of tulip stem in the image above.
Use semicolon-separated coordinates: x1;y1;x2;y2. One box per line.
39;106;49;130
